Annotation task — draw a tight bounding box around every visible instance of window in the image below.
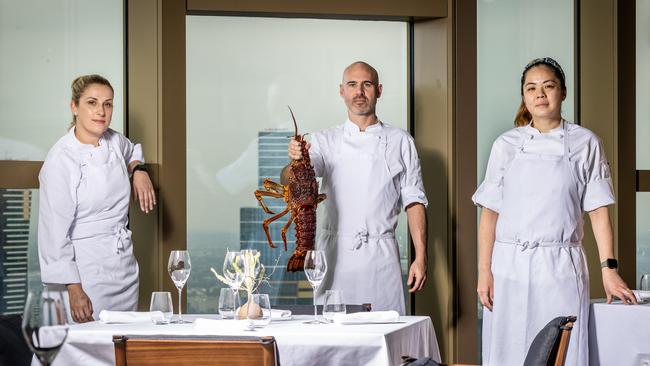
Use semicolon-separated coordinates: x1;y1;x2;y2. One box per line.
186;16;409;312
0;0;124;314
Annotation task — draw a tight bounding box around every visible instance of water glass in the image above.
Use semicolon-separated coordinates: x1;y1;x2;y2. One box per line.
245;294;271;330
641;274;650;291
323;290;346;322
218;288;239;319
150;292;173;324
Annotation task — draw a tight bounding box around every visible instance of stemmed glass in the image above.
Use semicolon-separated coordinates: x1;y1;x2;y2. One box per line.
304;250;327;324
223;251;245;318
168;250;192;323
22;287;69;366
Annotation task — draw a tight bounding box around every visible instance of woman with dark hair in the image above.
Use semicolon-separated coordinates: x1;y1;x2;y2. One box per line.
38;75;156;323
473;58;636;365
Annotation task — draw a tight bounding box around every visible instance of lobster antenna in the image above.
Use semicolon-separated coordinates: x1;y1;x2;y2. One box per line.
287;105;298;137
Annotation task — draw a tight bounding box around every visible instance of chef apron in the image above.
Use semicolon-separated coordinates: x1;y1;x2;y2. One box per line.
482;121;589;366
67;135;139;320
315;128;405;314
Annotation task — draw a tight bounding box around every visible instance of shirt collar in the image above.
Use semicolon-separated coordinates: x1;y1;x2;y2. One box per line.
524;119;565;136
66;127;107;149
343;118;383;133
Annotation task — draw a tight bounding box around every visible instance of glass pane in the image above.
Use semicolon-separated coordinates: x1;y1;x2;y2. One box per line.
476;0;575;359
477;0;575;183
0;0;124;161
637;0;650;169
186;16;408;313
0;189;40;314
638;193;650;285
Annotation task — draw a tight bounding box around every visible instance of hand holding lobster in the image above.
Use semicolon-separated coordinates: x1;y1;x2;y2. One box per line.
288;138;310;161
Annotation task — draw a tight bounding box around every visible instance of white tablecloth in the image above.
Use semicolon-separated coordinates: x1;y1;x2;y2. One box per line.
43;314;439;366
589;302;650;365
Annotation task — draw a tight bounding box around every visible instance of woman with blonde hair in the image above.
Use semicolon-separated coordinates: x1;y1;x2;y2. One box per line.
474;57;636;365
38;75;156;323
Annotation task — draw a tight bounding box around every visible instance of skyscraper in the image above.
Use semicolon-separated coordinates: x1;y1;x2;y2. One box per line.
0;189;32;314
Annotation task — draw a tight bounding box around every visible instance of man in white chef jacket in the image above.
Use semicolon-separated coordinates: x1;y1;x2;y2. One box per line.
282;61;428;314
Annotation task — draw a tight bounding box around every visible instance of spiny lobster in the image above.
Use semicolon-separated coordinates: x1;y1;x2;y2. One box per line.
254;107;326;272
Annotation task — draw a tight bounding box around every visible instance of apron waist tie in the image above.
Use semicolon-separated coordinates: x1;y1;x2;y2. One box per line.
70;223;131;254
323;229;395;250
496;239;582;252
115;226;130;253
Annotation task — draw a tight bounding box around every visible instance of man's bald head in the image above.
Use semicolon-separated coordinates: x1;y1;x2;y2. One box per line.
342;61;380;86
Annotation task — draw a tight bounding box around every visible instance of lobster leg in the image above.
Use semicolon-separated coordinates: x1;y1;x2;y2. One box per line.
263;179;287;194
280;209;297;251
261;204;292;249
254;190;285;215
317;193;327;203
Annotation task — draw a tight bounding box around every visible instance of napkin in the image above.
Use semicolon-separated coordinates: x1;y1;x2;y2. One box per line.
271;309;292;320
332;310;400;325
98;310;163;324
194;318;227;329
633;290;650;303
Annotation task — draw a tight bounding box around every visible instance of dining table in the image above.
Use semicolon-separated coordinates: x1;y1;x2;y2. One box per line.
589;300;650;365
40;314;440;366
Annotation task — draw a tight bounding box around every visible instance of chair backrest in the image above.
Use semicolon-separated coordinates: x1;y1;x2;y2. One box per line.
280;303;371;315
0;314;32;366
523;315;577;366
113;334;280;366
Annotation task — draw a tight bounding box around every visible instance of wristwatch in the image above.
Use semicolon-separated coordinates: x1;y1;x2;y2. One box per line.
132;163;148;174
600;258;618;269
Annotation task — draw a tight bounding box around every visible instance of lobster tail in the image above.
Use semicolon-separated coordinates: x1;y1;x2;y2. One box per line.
286;249;306;272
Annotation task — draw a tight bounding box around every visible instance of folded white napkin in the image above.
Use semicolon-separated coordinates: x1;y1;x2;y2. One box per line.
633;290;650;302
98;310;163;324
271;309;292;320
194;318;227;329
332;310;400;325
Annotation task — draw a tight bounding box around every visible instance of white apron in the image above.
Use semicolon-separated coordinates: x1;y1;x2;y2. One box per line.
68;136;139;320
315;129;405;314
483;122;589;366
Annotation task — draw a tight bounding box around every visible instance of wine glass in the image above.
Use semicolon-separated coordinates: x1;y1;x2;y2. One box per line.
168;250;192;323
22;287;69;366
245;293;271;331
304;250;327;324
223;251;245;318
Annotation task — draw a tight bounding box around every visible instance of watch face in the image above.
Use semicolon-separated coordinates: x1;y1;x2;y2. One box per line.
603;259;618;269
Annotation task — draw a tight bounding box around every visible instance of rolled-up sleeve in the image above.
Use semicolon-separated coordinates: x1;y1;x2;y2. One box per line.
473;139;509;213
582;138;615;212
113;130;144;164
38;156;81;284
400;137;428;209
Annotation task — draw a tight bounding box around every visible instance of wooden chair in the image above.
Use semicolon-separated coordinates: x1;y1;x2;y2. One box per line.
401;315;577;366
113;335;280;366
280;303;371;315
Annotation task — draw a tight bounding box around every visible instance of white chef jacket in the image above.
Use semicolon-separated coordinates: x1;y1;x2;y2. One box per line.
38;128;143;320
310;119;427;314
473;120;614;366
